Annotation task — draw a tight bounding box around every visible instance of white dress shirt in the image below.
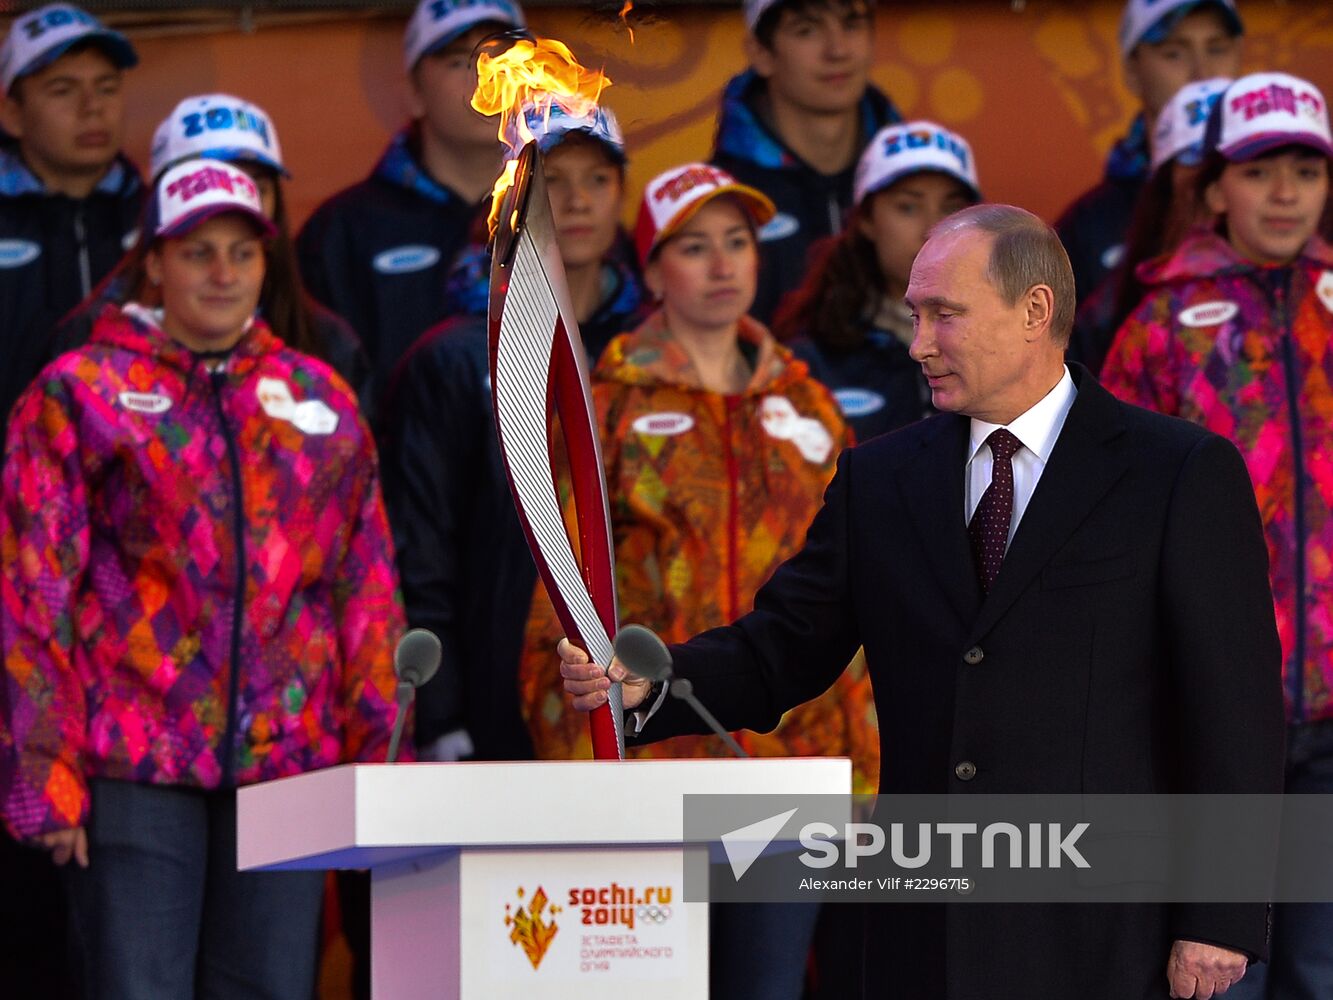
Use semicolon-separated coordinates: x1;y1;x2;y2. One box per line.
965;367;1077;544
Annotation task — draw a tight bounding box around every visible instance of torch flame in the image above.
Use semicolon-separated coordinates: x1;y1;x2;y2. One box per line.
473;37;613;235
620;1;635;44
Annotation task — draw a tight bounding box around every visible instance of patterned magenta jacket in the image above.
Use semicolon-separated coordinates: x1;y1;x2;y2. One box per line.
1102;229;1333;725
1;304;407;840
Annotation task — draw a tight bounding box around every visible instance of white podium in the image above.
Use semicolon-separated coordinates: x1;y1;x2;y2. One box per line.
237;758;849;999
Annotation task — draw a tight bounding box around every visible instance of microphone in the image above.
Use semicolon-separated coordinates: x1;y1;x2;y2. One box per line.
387;628;442;763
612;624;749;758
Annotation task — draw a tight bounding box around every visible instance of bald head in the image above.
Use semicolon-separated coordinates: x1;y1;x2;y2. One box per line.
929;204;1075;346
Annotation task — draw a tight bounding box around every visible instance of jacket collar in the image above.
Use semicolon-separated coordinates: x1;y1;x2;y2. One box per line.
1138;228;1333;285
0;144;142;199
595;308;798;395
91;302;281;377
372;127;464;206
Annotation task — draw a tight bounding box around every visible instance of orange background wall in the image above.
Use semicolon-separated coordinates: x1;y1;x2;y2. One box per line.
95;2;1333;230
94;1;1333;232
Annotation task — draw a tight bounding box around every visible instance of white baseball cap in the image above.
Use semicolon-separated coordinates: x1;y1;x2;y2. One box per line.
507;102;626;163
1119;0;1242;57
1205;72;1333;163
1;3;137;93
634;163;775;267
853;121;981;207
150;94;287;182
1150;78;1232;173
151;159;277;241
743;0;781;32
403;0;525;73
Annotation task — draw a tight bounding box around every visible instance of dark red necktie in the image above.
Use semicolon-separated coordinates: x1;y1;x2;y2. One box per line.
968;428;1022;593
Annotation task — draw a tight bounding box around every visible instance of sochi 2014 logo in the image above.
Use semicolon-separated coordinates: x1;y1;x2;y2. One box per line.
505;885;562;970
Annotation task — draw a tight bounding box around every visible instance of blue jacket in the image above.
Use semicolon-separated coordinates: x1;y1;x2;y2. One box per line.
711;70;899;324
0;145;143;424
296;128;484;402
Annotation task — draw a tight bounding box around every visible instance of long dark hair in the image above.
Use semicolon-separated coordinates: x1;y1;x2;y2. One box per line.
771;221;884;351
1111;164;1201;327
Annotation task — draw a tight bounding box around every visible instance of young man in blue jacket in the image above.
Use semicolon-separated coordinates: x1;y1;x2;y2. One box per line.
1054;0;1242;304
712;0;898;324
297;0;523;403
0;3;140;426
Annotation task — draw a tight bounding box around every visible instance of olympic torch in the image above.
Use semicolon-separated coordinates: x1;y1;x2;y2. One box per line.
479;40;623;760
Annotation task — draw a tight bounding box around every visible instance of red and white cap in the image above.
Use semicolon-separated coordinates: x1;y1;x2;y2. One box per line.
634;163;775;267
152;159;277;240
1207;72;1333;163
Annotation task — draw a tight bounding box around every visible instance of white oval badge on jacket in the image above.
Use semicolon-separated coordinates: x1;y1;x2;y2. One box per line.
372;244;441;275
758;212;800;243
633;412;694;437
834;388;886;418
0;239;41;268
118;391;172;414
1178;301;1239;327
1317;271;1333;315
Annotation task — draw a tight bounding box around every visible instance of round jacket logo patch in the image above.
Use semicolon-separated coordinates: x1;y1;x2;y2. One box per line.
761;395;834;464
257;377;296;420
0;239;41;268
1317;271;1333;315
117;391;172;414
1177;301;1239;327
372;244;441;275
633;412;694;437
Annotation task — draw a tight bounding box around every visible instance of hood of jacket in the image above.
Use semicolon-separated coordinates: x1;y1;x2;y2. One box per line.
712;68;900;172
90;302;284;377
1136;228;1333;287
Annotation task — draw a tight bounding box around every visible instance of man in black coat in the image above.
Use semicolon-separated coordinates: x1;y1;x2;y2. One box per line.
560;204;1285;998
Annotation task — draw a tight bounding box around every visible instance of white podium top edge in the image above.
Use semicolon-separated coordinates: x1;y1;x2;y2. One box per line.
236;757;851;871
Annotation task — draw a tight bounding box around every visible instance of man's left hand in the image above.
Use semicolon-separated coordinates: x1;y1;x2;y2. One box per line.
1167;940;1249;998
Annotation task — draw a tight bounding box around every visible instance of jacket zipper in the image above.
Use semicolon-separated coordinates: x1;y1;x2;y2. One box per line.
210;367;248;785
73;206;92;298
826;192;841;236
723;397;741;621
1275;271;1307;722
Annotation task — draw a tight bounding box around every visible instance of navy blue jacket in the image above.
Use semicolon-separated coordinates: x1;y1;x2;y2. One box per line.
789;327;931;443
0;146;143;423
296;129;485;401
711;70;899;324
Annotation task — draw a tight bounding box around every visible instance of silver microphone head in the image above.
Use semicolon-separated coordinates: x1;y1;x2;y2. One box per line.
612;624;673;683
394;628;442;688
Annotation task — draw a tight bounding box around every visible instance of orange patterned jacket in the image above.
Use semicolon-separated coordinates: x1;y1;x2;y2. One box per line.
519;310;880;792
